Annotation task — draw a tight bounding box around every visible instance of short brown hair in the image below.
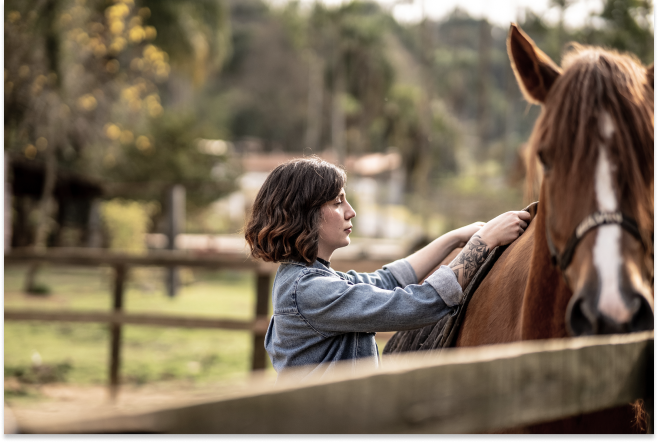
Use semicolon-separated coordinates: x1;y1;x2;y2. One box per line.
244;156;346;264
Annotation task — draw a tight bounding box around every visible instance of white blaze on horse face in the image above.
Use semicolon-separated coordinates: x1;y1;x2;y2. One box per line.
599;110;615;140
593;143;631;324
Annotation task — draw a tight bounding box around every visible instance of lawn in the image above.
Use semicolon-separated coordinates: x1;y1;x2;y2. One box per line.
4;263;392;403
4;264;272;399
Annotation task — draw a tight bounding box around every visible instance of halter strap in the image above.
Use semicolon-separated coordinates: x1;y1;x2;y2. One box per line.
546;211;642;271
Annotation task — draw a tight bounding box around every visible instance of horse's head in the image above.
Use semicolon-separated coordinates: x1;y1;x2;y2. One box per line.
508;24;654;336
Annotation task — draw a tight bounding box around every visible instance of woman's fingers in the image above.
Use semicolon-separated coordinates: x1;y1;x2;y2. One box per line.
517;210;532;221
476;210;533;247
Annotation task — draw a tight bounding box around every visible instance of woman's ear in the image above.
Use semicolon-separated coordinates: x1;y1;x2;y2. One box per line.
507;23;562;104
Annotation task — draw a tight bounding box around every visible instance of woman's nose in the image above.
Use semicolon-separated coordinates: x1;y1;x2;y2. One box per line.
345;202;356;219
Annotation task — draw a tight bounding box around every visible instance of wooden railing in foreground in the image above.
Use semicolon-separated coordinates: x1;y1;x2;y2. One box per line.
14;331;653;434
4;248;395;399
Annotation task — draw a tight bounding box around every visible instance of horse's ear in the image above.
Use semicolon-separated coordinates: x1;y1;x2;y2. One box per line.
507;23;562;104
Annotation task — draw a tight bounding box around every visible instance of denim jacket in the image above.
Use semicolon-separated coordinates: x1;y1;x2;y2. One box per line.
264;258;464;381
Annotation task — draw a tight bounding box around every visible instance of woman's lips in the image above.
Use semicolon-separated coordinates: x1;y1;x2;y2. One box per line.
345;227;352;234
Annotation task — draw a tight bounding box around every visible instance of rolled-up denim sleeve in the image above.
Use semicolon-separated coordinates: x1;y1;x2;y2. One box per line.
295;268;457;334
424;265;463;307
383;259;417;287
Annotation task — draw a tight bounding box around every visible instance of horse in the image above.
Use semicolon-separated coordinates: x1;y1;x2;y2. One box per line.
383;24;654;433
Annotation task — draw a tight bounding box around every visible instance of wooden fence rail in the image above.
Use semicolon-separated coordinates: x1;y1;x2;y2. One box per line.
14;331;653;434
5;248;395;398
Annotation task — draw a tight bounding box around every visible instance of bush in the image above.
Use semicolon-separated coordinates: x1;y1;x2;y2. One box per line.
101;199;158;253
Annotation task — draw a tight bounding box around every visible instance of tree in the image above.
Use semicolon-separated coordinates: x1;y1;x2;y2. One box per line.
5;0;234;291
308;1;393;163
595;0;653;64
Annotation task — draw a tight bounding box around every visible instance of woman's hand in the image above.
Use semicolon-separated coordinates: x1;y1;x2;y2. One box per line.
451;222;486;248
477;211;531;248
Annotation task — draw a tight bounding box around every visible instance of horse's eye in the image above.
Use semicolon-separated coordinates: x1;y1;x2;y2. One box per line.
537;150;551;171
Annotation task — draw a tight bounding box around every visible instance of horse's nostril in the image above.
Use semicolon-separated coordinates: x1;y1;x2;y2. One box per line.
567;286;653;336
630;294;654;332
567;296;597;336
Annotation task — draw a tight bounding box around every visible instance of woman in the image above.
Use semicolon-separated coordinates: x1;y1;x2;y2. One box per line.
245;156;530;380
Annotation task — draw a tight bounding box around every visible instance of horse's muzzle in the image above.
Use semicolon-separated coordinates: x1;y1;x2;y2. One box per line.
566;283;654;336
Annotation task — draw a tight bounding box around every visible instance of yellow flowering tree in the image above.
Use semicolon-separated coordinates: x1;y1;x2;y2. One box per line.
5;0;232;291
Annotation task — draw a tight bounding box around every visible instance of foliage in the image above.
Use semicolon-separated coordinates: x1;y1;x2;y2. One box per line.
4;0;235;241
140;0;231;87
4;0;169;175
4;0;653;237
101;199;156;252
308;1;394;152
218;0;310;151
101;111;240;206
589;0;653;64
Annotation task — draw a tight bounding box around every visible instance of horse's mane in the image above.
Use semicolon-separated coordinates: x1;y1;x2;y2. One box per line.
525;45;654;251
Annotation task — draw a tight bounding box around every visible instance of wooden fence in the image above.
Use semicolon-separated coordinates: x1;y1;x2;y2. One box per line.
13;331;653;434
4;248;395;398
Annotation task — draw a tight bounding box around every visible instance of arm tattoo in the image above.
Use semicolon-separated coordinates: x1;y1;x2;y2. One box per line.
449;235;490;289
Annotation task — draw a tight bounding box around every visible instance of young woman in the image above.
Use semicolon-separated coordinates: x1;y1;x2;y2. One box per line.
245;156;530;381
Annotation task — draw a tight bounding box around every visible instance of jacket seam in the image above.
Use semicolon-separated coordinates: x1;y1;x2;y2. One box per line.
291;269;333;338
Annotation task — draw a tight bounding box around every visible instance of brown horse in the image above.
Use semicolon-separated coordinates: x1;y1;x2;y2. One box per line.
385;24;654;433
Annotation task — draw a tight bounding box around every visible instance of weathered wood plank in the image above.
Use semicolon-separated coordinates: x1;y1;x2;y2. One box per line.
4;248;392;273
4;309;270;334
6;248;266;270
4;248;269;270
17;332;653;434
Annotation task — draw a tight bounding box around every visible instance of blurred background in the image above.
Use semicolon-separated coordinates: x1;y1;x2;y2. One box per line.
4;0;654;416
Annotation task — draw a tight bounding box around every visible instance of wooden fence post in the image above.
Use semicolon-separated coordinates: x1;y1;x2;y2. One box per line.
166;185;185;298
109;264;126;400
251;271;271;371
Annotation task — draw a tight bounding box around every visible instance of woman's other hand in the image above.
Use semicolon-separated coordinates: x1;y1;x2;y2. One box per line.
451;222;485;248
478;211;531;248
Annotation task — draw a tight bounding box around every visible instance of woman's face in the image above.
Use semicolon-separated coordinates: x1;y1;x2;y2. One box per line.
317;188;356;261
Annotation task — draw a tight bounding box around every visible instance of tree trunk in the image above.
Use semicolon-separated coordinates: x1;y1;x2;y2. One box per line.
24;1;62;294
24;93;59;294
415;14;434;234
5;154;12;253
331;63;346;166
477;19;491;156
305;52;324;154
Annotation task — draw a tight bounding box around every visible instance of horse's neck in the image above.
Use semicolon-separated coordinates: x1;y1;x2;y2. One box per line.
520;201;572;340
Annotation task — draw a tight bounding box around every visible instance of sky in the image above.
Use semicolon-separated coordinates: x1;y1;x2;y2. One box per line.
270;0;654;30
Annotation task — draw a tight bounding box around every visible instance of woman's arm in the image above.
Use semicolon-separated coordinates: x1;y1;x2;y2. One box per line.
448;210;531;289
405;222;485;282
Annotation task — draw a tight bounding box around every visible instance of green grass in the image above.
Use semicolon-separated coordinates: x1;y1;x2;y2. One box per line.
5;264;273;392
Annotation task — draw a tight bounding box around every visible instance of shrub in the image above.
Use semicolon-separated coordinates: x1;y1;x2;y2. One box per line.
101;199;158;253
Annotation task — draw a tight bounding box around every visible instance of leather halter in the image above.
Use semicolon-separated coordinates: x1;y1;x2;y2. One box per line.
546;210;642;271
